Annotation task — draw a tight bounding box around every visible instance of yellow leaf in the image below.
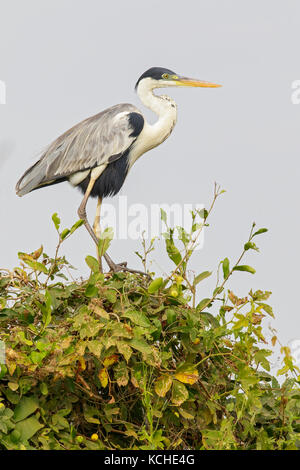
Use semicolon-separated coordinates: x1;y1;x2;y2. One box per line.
277;365;289;376
174;369;198;385
60;336;73;350
223;339;233;348
179;408;194;420
7;362;16;376
117;342;132;363
271;335;277;347
99;368;109;388
124;324;133;334
281;346;291;357
8;382;19;391
89;300;110;319
203;408;212;425
252;313;264;324
171;381;189;406
76;341;87;356
103;354;119;368
154;375;173;397
125;429;138;439
31;245;43;260
78;357;86;371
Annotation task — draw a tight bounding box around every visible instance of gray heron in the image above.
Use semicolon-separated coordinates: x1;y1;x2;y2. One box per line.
16;67;221;274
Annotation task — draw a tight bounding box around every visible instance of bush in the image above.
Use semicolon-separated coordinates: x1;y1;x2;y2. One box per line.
0;186;299;450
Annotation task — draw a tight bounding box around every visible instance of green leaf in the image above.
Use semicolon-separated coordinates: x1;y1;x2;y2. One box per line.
154;375;173;397
198;208;208;220
41;289;52;327
252;228;268;237
151;317;162;340
258;303;274;318
40;383;48;396
88;340;103;357
52;213;61;231
16;331;33;346
14;397;39;422
148;277;163;294
114;361;129;387
69;219;85;235
194;271;212;286
128;338;152;356
104;289;117;304
122;310;151;327
30;351;47;364
85;284;99;298
244;242;259;252
200;312;220;328
98;227;114;257
233;265;256;274
178;408;195;420
222;258;230;279
83;406;100;424
197;298;211;311
254;350;271;372
171;381;189;406
22;259;48;274
166;309;176;325
232;317;249;330
85;255;100;273
14;416;44;441
60;228;70;240
116;342;132;363
165;239;182;266
8;382;18;392
160;208;167;225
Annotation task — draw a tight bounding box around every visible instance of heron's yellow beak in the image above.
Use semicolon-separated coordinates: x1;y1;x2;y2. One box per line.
177;77;221;88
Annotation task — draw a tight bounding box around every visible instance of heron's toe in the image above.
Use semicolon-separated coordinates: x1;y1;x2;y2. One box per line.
109;262;126;273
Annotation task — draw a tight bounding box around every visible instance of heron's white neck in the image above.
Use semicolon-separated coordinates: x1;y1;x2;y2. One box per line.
135;78;177;153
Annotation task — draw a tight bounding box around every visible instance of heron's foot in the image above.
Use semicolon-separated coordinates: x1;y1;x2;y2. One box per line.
108;261;150;278
118;261;128;268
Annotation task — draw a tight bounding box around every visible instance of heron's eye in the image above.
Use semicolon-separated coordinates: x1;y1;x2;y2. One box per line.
162;73;169;79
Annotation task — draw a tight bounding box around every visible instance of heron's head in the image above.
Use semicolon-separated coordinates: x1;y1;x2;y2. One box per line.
135;67;221;91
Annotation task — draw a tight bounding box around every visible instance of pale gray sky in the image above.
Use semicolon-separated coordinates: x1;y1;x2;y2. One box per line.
0;0;299;353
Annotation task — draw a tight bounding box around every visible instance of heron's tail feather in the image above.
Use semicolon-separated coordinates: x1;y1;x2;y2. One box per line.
15;158;64;196
16;160;44;196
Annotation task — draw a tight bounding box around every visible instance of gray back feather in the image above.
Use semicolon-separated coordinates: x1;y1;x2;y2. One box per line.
16;103;141;196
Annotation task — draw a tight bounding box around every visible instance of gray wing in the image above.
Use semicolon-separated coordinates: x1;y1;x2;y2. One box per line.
16;103;144;196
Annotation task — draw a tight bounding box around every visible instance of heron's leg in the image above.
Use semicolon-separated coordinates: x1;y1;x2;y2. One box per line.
77;177;99;246
93;197;102;240
90;196;127;271
78;178;149;278
93;197;103;272
78;181;125;270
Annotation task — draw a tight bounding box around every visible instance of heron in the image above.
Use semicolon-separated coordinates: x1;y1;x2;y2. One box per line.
16;67;221;274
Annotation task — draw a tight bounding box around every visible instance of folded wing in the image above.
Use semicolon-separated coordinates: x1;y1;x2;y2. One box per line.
16;103;144;196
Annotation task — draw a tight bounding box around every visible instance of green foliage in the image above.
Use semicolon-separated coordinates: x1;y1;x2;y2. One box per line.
0;187;299;450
